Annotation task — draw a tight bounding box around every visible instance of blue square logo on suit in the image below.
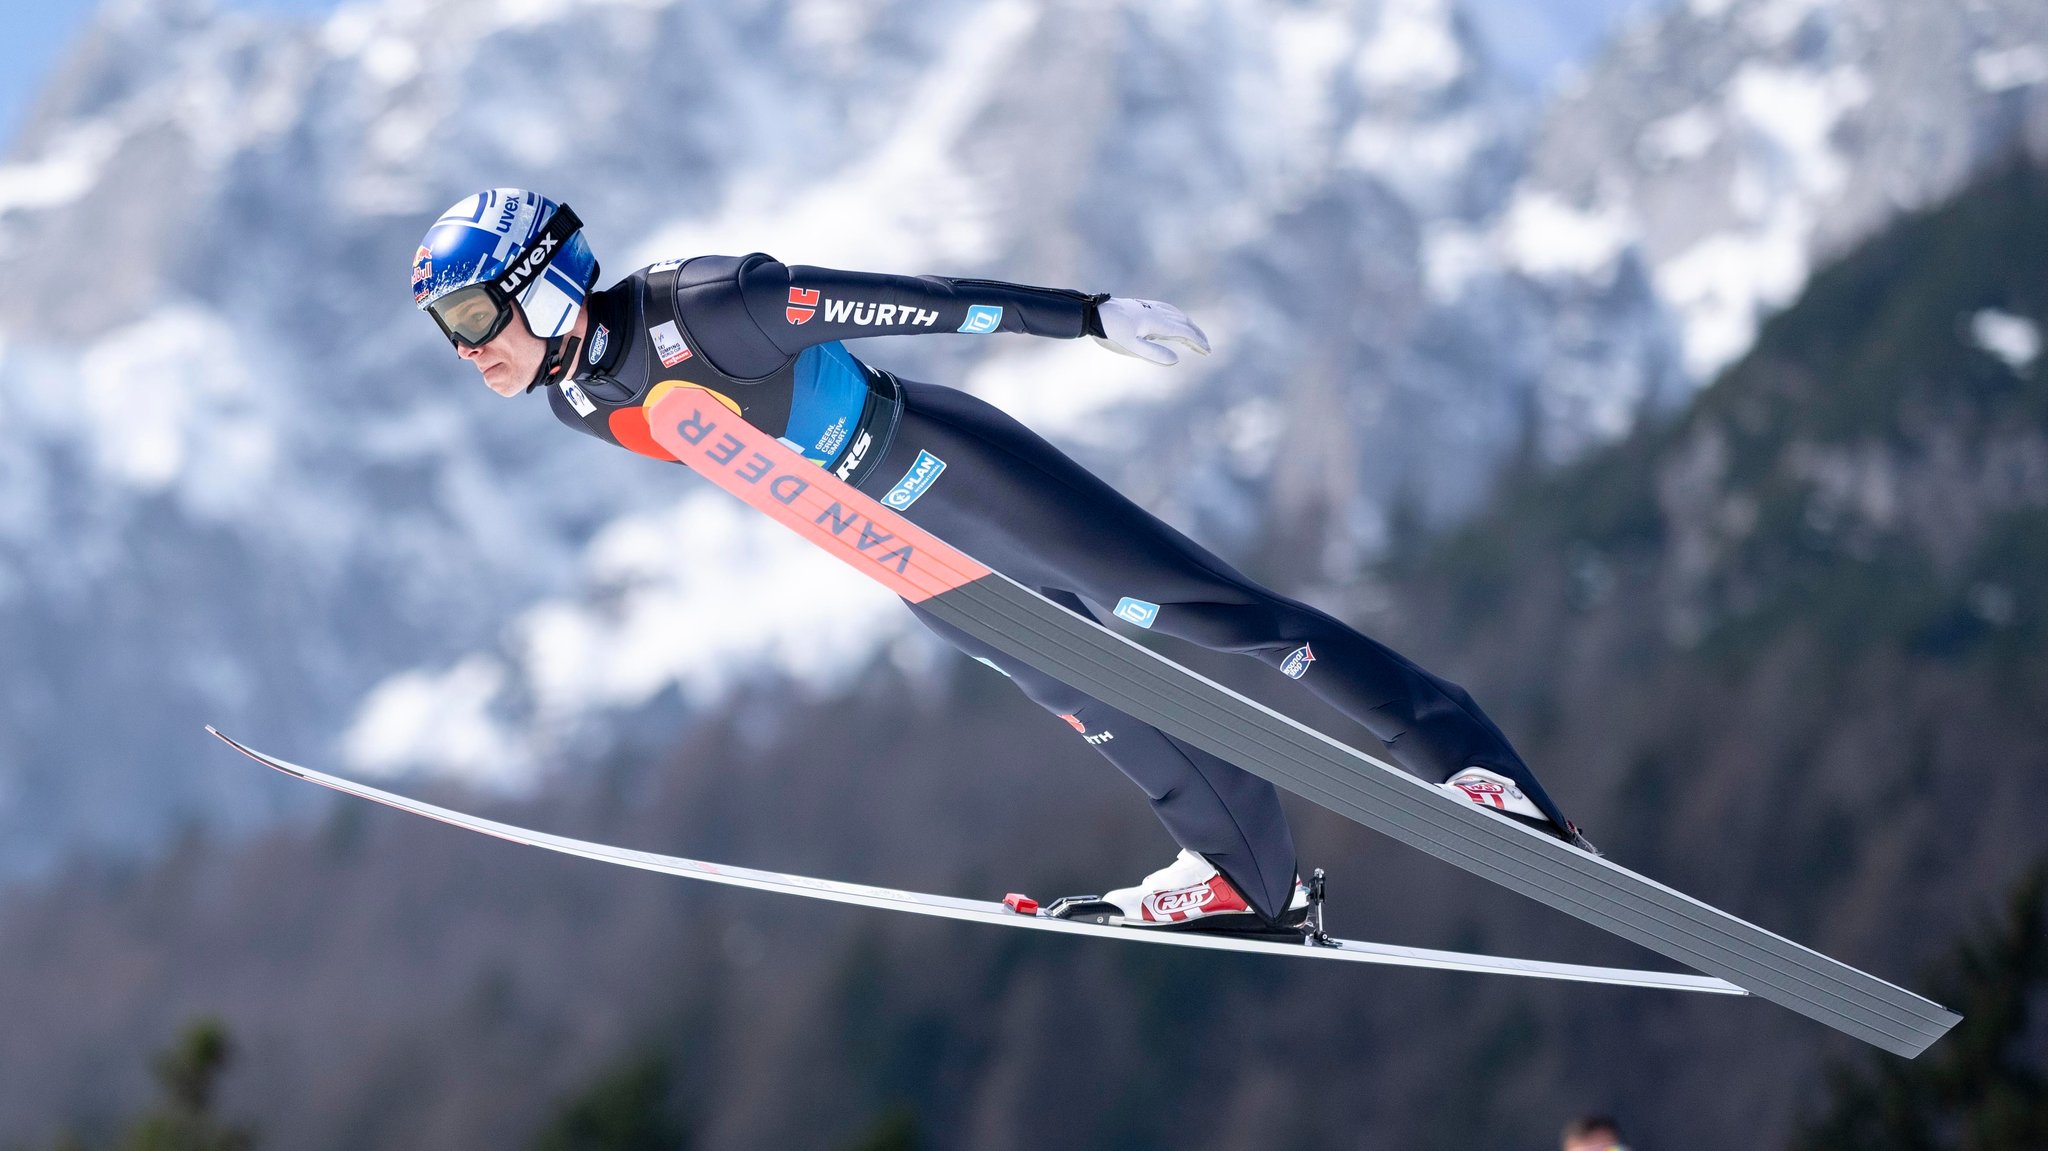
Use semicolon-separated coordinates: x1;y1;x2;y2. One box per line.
1114;597;1160;628
958;305;1003;334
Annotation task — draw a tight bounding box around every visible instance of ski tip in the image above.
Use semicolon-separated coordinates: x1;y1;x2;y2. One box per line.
202;727;311;782
204;725;247;754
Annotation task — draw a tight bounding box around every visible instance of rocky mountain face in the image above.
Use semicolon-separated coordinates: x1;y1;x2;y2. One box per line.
1499;0;2048;383
1;160;2042;1151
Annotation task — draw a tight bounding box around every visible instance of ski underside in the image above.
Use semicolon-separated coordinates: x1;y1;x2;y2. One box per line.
207;727;1741;995
214;383;1959;1057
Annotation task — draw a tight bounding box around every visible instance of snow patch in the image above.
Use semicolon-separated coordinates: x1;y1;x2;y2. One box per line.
343;656;532;788
346;489;911;788
1739;0;1828;49
0;123;122;218
1655;217;1809;378
962;337;1190;447
1342;111;1489;207
1499;189;1638;279
0;347;55;546
1971;309;2042;371
1264;5;1357;167
1639;63;1869;377
361;35;422;87
1726;64;1870;202
789;0;875;52
1356;0;1466;92
71;306;279;511
484;0;578;32
1639;106;1720;166
1219;397;1284;477
319;4;381;57
631;0;1041;273
1419;221;1494;302
517;492;905;721
368;104;439;164
1974;44;2048;93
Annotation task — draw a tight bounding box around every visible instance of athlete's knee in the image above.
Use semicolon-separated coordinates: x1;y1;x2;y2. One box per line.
1141;598;1293;654
1432;676;1480;713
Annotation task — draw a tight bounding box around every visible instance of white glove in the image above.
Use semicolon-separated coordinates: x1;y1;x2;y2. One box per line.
1091;297;1212;366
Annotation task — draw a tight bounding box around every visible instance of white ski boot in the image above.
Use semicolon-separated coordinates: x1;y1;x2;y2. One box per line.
1046;850;1312;935
1444;767;1601;854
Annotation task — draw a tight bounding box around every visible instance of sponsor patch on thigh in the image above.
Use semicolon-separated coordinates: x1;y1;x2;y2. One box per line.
1114;597;1161;628
882;450;947;510
1281;643;1315;679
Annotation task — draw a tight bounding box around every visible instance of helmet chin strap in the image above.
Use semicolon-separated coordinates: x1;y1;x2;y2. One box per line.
525;333;583;393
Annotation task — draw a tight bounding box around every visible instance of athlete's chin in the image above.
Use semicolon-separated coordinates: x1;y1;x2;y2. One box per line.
479;365;523;397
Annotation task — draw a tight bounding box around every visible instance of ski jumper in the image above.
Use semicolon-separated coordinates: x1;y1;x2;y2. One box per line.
551;255;1573;921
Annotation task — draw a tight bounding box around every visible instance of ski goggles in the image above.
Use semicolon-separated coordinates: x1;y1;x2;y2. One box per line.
425;204;584;349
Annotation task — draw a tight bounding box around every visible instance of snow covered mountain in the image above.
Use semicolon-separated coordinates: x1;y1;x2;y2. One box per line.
1490;0;2048;380
0;0;2037;876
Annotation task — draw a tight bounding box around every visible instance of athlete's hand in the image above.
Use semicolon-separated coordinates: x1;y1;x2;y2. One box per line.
1091;297;1212;366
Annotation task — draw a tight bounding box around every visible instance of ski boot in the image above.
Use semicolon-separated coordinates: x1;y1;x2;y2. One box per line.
1443;767;1601;855
1044;849;1315;939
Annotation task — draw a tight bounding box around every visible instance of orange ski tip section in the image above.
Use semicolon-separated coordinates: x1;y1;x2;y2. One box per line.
607;408;681;461
645;386;990;602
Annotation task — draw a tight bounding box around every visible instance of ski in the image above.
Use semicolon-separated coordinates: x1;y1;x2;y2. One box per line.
207;728;1744;995
643;385;1961;1057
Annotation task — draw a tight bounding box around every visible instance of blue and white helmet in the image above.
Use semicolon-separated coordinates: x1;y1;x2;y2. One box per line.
412;188;600;341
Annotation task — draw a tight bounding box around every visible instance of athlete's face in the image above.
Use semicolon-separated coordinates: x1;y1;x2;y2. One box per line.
453;300;546;397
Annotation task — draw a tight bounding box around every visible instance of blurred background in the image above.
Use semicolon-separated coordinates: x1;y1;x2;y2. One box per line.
0;0;2044;1147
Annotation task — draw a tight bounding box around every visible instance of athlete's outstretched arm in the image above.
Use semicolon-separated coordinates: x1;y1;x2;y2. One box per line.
732;254;1210;364
736;253;1100;344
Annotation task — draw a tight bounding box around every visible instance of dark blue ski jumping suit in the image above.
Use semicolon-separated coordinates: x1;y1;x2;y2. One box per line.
545;255;1574;922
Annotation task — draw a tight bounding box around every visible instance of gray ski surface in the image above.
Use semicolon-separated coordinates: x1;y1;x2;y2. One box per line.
924;577;1960;1057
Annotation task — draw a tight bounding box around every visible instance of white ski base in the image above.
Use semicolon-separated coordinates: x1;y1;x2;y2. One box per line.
210;728;1743;996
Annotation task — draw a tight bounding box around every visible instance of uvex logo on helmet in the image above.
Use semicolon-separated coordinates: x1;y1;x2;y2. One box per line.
497;232;560;295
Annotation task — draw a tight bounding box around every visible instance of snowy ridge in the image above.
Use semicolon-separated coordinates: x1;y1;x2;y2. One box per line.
1494;0;2048;379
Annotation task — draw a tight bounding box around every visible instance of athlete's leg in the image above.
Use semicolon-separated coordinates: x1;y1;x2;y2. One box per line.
865;382;1575;835
903;597;1301;921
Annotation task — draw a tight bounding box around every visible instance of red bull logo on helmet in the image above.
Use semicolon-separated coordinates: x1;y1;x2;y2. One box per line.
410;246;434;302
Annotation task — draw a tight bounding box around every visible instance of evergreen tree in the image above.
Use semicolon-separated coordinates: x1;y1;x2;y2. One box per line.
844;1108;919;1151
1791;866;2048;1150
121;1017;256;1151
23;1018;261;1151
530;1052;686;1151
